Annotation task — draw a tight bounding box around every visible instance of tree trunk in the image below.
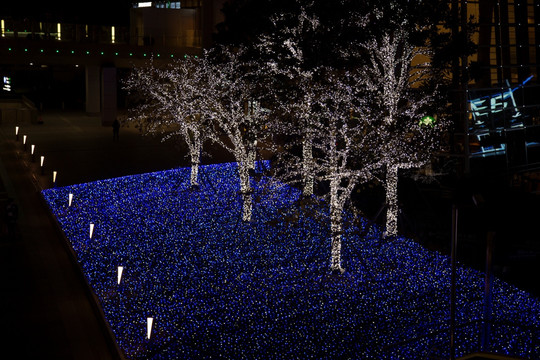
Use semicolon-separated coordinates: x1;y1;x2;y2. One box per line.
190;161;199;187
329;175;344;272
247;139;257;171
302;133;314;196
385;164;399;237
239;162;252;222
189;129;201;187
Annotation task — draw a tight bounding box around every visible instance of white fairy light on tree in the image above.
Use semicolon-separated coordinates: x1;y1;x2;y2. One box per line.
350;13;446;238
252;4;390;271
256;5;321;197
268;67;381;272
316;70;383;272
124;57;208;188
197;46;269;222
126;48;268;222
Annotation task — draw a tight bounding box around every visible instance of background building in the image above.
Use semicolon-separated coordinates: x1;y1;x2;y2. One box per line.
456;0;540;176
0;1;225;125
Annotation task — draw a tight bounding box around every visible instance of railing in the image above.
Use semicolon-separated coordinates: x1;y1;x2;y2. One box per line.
1;18;129;45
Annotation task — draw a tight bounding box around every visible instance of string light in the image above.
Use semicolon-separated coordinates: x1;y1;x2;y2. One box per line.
125;47;267;222
41;162;540;360
352;21;445;238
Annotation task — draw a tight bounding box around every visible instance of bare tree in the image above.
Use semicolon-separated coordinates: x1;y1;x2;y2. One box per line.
124;57;209;187
269;67;382;273
355;22;446;238
202;46;269;222
256;5;322;196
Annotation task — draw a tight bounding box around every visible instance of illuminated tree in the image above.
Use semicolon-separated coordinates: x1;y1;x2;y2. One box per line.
355;20;447;238
202;46;269;222
256;5;321;196
124;57;208;187
271;68;382;273
126;48;268;222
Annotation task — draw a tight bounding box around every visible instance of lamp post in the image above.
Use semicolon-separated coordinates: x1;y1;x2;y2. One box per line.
23;135;27;151
15;126;19;141
52;171;57;187
40;156;45;175
450;204;458;360
68;193;73;207
31;145;36;162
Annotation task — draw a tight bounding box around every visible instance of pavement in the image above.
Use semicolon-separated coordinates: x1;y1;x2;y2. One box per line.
0;110;200;360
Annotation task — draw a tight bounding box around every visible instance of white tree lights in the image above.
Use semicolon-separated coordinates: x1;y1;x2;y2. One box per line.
124;57;208;188
126;4;446;271
257;6;320;197
126;48;268;222
356;23;444;238
192;47;268;222
309;70;381;272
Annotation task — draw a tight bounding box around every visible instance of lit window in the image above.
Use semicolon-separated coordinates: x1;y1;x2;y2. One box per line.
137;2;152;7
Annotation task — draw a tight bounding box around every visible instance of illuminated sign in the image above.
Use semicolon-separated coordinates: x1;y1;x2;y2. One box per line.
467;75;534;157
3;76;11;92
469;75;533;131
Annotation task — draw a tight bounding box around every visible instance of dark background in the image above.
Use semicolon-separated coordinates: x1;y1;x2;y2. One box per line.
1;1;132;25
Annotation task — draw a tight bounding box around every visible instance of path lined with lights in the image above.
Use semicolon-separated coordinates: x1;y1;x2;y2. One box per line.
0;123;122;359
41;162;540;360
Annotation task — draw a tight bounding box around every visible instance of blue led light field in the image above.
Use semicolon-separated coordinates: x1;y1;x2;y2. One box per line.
42;162;540;359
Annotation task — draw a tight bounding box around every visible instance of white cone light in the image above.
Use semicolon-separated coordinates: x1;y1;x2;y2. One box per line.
68;193;73;207
117;266;123;285
89;223;94;239
147;317;153;339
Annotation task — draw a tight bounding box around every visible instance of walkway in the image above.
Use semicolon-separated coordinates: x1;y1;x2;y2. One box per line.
0;111;190;359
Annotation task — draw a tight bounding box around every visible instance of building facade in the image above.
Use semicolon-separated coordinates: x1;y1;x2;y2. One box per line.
459;0;540;174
